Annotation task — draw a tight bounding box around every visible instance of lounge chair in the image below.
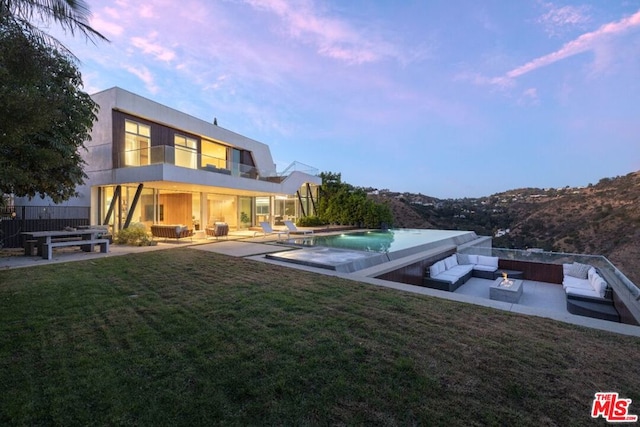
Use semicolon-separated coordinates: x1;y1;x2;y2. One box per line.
256;222;290;240
283;220;313;235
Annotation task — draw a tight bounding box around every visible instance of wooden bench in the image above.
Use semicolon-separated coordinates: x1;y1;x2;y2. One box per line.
42;238;110;260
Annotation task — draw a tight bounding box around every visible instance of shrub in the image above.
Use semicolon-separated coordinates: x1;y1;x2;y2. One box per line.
115;223;155;246
297;216;325;227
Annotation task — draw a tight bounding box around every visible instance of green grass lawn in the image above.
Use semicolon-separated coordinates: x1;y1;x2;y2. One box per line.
0;248;638;426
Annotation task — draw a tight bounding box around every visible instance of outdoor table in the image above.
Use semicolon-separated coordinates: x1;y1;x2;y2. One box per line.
22;229;104;257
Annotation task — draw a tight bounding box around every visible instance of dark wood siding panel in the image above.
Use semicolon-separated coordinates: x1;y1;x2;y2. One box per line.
113;110;192;148
241;150;255;167
375;248;457;286
498;259;564;284
112;110;124;167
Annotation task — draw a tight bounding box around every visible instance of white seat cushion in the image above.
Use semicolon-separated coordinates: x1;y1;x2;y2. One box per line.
473;264;497;272
565;286;601;299
448;264;473;277
562;276;592;290
434;272;462;283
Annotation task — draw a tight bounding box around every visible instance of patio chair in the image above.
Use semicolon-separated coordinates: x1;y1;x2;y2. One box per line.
283;220;314;235
256;222;290;240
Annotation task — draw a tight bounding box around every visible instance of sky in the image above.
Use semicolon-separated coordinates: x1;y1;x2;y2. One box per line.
54;0;640;198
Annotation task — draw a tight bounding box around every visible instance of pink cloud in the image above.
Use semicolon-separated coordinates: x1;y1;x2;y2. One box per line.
89;16;124;37
243;0;402;64
506;9;640;80
538;3;592;37
130;33;176;62
124;65;158;93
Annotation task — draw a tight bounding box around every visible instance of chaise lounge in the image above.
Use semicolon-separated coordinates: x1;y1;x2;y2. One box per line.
283;220;313;235
255;222;289;240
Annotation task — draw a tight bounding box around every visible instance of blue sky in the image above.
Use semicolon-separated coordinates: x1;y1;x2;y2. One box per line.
58;1;640;198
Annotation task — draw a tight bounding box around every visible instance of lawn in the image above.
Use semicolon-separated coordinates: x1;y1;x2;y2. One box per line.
0;248;638;425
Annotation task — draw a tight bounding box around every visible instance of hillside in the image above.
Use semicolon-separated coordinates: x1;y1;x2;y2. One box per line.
371;171;640;286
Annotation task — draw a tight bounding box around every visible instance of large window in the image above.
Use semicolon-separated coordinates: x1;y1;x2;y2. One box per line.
124;120;150;166
175;134;197;169
201;140;227;169
255;196;270;223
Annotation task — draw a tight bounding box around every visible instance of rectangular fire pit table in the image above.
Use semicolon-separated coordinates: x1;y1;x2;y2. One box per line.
490;278;524;303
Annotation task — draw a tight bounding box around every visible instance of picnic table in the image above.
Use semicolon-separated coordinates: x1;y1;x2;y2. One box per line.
22;229;109;260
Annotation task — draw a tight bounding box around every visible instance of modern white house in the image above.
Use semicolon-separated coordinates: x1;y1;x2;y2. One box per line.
15;87;322;233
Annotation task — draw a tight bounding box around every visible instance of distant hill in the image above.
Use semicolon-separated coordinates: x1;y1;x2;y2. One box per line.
370;171;640;286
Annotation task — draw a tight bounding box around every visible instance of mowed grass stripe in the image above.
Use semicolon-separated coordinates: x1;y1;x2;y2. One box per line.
0;248;638;425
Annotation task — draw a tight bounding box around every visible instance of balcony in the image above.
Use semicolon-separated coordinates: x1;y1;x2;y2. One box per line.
117;146;319;183
118;145;259;179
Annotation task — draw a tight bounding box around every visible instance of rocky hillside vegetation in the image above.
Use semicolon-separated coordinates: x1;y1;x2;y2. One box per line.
370;171;640;286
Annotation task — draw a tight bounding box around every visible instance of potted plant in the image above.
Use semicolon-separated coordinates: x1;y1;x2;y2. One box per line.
240;211;250;229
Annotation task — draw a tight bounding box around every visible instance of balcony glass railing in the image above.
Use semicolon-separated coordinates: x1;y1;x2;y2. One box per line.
118;146;259;179
118;146;319;182
458;246;640;324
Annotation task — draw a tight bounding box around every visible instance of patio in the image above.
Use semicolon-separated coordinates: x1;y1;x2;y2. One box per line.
455;276;567;313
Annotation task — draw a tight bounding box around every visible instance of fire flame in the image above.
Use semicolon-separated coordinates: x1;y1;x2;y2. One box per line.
502;271;508;281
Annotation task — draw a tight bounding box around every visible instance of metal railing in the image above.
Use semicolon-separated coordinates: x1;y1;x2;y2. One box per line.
117;146;260;179
117;146;318;182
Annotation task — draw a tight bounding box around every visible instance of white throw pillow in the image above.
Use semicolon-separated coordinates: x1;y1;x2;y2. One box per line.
592;278;607;298
568;262;591;279
468;254;479;265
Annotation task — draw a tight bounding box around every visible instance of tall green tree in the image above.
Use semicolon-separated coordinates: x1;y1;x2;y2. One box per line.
0;20;97;202
0;0;107;52
317;172;394;228
0;0;106;202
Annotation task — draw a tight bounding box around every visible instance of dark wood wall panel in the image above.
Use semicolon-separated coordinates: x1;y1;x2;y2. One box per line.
499;259;564;284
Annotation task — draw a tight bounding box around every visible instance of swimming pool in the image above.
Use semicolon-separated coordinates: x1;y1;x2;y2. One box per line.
267;229;482;273
285;229;475;255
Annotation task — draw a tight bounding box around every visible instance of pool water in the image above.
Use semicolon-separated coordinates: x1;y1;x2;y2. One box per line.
269;228;480;273
285;229;474;254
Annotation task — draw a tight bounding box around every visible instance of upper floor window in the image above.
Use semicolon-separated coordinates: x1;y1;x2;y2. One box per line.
124;120;151;166
201;139;228;170
174;134;198;169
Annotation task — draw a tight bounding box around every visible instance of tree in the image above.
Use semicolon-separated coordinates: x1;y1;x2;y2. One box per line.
0;0;107;53
0;0;106;202
0;19;98;202
317;171;394;228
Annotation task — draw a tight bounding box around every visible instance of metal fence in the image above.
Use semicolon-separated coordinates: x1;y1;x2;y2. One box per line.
0;206;90;248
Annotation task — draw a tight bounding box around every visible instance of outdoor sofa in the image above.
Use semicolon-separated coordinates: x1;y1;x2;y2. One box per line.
562;262;619;322
424;253;501;292
151;225;193;240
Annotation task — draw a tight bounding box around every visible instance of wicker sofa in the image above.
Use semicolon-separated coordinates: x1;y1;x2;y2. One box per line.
562;262;619;322
423;253;501;292
151;225;193;240
206;222;229;239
